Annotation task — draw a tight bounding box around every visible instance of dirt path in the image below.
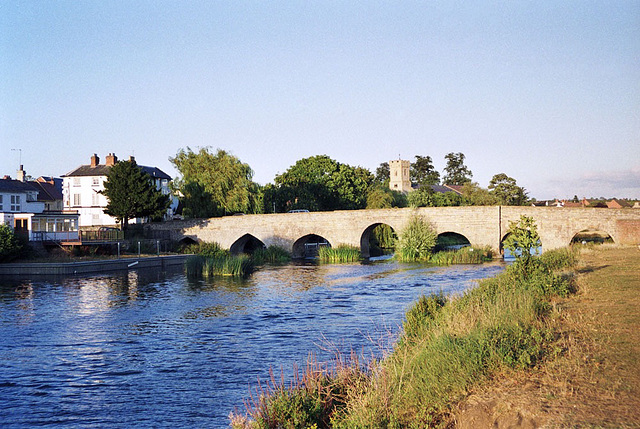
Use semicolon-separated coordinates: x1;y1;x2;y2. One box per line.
455;246;640;428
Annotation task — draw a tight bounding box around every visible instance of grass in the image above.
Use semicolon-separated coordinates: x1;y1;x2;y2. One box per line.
318;245;362;263
251;245;291;265
427;246;494;265
231;247;581;428
460;244;640;427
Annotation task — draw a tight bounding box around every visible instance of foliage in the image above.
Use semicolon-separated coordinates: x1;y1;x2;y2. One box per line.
410;155;440;186
365;187;393;209
185;254;254;277
408;187;464;207
395;215;438;262
0;224;23;262
101;160;170;230
365;186;407;209
428;246;493;265
318;244;361;263
170;147;261;218
373;162;390;185
266;155;373;212
489;173;529;206
503;215;542;276
460;181;498;206
251;246;291;265
183;241;227;258
442;152;473;186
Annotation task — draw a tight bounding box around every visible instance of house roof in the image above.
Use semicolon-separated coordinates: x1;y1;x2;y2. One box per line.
27;180;63;202
0;178;35;193
63;164;172;180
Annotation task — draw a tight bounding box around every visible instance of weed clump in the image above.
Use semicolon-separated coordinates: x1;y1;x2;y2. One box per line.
318;245;361;263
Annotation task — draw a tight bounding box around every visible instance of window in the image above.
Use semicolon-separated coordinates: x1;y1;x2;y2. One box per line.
0;195;3;211
10;195;21;211
73;177;81;187
92;193;100;206
92;177;100;187
73;194;81;206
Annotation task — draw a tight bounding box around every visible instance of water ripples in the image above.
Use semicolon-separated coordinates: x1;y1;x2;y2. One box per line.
0;260;503;428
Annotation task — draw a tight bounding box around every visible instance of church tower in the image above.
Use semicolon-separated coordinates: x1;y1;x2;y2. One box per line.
389;159;412;193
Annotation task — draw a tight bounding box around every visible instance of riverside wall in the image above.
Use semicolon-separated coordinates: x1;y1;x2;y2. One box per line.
0;255;189;276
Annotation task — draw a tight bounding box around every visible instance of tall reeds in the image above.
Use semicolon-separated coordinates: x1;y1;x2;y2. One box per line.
251;246;291;265
184;241;254;277
428;246;494;265
318;244;361;263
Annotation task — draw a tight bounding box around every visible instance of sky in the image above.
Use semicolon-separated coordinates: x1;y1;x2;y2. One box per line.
1;1;639;200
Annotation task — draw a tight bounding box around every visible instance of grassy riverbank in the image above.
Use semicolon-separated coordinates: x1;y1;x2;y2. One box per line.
454;245;640;427
230;247;581;427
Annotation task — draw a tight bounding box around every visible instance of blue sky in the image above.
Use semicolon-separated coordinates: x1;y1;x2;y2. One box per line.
2;1;639;200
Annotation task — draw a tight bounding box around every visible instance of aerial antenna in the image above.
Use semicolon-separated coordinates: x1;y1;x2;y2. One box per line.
11;148;22;167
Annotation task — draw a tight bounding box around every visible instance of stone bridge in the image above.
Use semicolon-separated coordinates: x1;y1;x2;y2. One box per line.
149;207;640;258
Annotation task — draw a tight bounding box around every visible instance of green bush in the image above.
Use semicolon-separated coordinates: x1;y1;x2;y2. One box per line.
395;215;437;262
0;224;23;262
183;241;228;259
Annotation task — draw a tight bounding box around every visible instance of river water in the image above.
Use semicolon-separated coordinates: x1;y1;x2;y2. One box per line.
0;260;503;428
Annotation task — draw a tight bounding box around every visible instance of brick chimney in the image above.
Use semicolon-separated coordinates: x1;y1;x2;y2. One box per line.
106;153;117;166
90;154;100;167
129;155;136;164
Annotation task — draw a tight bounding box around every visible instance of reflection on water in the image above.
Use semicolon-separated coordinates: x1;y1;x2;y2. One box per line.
0;260;503;428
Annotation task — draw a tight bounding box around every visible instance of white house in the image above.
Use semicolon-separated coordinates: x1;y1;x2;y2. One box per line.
1;167;79;242
62;153;178;227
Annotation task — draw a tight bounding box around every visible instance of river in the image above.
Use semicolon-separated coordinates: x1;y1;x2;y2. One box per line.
0;260;504;428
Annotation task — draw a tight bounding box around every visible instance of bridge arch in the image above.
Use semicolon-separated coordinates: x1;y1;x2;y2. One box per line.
435;231;471;252
230;234;266;255
571;229;614;245
360;223;397;258
292;234;331;259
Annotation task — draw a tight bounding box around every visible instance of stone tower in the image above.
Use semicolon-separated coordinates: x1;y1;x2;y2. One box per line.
389;159;412;193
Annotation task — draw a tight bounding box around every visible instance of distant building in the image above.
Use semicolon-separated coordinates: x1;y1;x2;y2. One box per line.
607;199;631;209
388;159;463;195
389;159;412;193
62;153;177;227
0;166;79;242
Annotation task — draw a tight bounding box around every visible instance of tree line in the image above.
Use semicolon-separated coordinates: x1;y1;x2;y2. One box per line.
97;147;530;225
165;148;529;218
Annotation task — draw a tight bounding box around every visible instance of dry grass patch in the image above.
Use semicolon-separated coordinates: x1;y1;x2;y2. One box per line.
454;245;640;428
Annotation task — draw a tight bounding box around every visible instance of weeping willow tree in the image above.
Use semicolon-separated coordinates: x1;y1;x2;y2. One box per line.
170;147;262;218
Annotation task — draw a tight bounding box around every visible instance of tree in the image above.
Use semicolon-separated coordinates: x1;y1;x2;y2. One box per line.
374;162;390;185
170;147;261;217
411;155;440;186
271;155;373;212
488;173;529;206
101;160;170;231
442;152;473;185
460;182;497;206
0;224;23;262
503;215;541;275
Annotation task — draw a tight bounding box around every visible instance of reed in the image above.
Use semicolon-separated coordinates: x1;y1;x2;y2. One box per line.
318;244;361;263
428;246;493;265
185;253;254;277
395;215;437;262
251;245;291;265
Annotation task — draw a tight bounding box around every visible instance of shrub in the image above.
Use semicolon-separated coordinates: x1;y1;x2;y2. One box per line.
183;241;228;259
0;224;23;262
395;215;437;262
